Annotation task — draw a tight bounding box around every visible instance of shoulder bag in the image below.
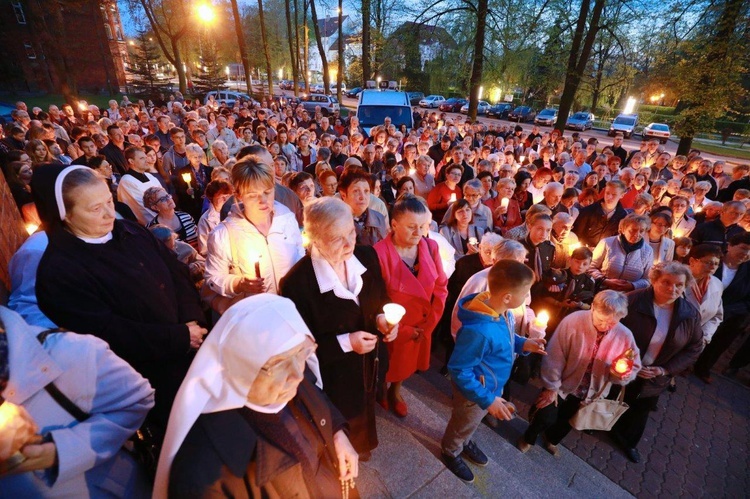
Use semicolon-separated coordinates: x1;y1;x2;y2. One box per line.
569;383;629;432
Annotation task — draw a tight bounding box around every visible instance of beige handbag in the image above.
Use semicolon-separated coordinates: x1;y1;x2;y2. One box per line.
569;384;629;431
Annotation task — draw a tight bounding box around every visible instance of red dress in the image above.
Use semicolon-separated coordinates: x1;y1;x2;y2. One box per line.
374;234;448;382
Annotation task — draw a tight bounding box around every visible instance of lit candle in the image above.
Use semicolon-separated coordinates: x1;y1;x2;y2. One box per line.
614;358;630;374
469;237;478;246
249;252;261;279
534;311;549;329
449;193;457;203
519;155;525;164
181;172;192;184
409;167;416;176
25;223;39;235
695;205;703;213
301;231;311;248
383;303;406;326
568;242;581;254
611;348;635;375
0;401;36;473
500;197;510;208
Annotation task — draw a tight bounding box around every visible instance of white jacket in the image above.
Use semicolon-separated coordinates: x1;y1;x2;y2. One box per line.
684;276;724;343
204;202;304;297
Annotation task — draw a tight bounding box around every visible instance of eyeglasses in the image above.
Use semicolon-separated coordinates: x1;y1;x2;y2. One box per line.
259;341;318;378
157;194;172;204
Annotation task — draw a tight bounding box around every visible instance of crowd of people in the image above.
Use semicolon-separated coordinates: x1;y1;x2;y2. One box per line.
1;92;749;495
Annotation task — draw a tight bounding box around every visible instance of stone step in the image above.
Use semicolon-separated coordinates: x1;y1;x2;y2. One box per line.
393;371;633;499
357;406;478;498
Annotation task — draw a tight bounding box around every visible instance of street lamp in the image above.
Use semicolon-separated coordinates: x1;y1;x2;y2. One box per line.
197;4;215;23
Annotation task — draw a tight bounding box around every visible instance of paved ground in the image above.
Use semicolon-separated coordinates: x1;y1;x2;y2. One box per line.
434;331;750;498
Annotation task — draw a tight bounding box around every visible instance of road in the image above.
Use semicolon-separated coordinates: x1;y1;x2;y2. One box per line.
273;87;739;164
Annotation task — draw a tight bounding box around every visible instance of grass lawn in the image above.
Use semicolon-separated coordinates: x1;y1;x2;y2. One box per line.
693;141;750;161
1;93;126;110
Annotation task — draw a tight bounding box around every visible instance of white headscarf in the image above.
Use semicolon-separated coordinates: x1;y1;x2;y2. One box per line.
153;294;322;499
54;165;90;220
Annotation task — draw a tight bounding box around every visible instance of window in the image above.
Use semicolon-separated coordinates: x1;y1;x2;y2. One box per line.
12;2;26;24
24;42;36;59
116;25;124;41
104;24;113;40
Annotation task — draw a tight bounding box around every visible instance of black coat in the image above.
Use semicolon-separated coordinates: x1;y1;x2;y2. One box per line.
621;288;704;398
174;163;213;222
714;261;750;320
690;219;746;251
36;220;204;426
169;374;348;499
572;200;627;248
279;245;389;453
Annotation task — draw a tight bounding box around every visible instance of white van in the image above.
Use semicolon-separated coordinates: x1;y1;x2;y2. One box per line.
356;90;414;134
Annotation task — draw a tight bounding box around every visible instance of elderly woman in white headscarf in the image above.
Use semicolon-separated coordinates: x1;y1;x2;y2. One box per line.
154;294;358;499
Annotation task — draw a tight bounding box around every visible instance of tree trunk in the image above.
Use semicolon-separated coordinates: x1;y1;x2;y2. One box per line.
230;0;253;98
285;0;299;97
467;0;489;121
257;0;274;98
554;0;606;135
309;0;330;96
362;0;371;83
171;38;187;94
303;0;310;94
337;0;344;102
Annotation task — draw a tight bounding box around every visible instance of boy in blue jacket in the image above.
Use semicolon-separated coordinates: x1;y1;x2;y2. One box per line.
441;260;547;483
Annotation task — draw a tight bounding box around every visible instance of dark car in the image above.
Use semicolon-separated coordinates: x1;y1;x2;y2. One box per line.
508;106;536;122
439;98;467;112
488;103;513;119
345;87;362;98
566;111;594;131
407;92;425;106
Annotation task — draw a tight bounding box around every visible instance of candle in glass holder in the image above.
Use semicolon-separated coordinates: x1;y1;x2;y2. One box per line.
383;303;406;326
500;197;510;208
0;401;37;474
181;173;192;184
695;205;703;213
409;167;416;176
534;311;549;329
449;193;457;203
25;223;39;235
519;155;525;164
469;237;478;246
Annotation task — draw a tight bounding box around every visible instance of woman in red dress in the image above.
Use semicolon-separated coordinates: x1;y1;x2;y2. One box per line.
374;196;448;417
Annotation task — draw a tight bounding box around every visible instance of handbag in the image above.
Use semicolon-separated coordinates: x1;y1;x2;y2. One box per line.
569;383;629;431
36;329;161;482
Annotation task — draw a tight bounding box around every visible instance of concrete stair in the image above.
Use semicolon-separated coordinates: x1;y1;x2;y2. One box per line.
357;369;633;498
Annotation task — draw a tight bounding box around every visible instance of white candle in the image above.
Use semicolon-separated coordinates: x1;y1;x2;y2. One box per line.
534;311;549;329
449;193;457;203
519;155;525;163
383;303;406;325
500;197;510;208
469;237;478;246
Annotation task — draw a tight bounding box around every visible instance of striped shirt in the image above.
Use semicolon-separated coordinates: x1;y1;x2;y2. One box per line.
148;210;199;249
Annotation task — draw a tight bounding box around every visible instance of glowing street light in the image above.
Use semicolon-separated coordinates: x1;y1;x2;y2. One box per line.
623;97;636;114
197;4;215;23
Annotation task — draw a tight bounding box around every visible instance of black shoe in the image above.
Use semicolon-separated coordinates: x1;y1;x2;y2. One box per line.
461;440;489;467
624;447;641;463
442;453;475;483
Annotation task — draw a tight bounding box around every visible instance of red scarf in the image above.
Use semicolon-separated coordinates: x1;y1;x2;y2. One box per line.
691;277;710;304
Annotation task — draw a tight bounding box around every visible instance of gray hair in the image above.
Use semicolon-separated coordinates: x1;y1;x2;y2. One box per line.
143;186;165;211
648;261;692;285
552;212;573;224
619;213;650;232
694;181;711;192
185;143;204;157
592;290;628;318
464;178;483;193
303;196;352;244
479;232;503;250
544;181;564;193
211;139;228;154
491;239;527;263
497;177;515;189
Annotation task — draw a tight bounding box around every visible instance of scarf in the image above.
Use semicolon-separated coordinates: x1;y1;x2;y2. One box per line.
691;277;710;304
619;234;644;254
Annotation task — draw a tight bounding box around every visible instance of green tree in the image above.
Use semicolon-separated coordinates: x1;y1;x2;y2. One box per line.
127;29;168;96
190;41;227;94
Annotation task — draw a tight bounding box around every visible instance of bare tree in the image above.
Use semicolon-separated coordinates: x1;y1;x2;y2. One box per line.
362;0;371;82
309;0;330;96
285;0;300;96
258;0;275;98
229;0;254;98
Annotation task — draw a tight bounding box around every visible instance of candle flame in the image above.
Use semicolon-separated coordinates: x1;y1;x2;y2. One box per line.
181;173;192;183
614;358;630;374
569;242;581;254
409;168;416;176
449;193;457;203
25;223;39;235
535;311;549;327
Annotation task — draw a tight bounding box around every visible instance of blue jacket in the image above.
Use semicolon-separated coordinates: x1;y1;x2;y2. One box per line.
449;292;528;409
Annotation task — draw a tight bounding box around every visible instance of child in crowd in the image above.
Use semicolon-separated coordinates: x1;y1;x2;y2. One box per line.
673;237;692;264
441;260;547;483
536;247;596;334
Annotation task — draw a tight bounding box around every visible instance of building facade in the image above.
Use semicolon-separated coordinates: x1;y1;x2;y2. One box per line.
0;1;129;95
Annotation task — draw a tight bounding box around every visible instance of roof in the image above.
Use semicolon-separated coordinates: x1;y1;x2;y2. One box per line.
358;90;410;106
317;16;349;38
389;22;457;49
327;34;359;51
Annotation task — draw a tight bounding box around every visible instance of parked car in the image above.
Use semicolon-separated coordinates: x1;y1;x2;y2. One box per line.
508;106;536;122
460;100;490;115
643;123;671;143
328;82;347;93
278;80;293;90
534;108;558;126
566;111;595;131
439;98;467;112
487;103;513;119
419;95;446;108
205;90;253;107
407;92;425;106
608;113;639;139
345;87;363;98
299;93;340;116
